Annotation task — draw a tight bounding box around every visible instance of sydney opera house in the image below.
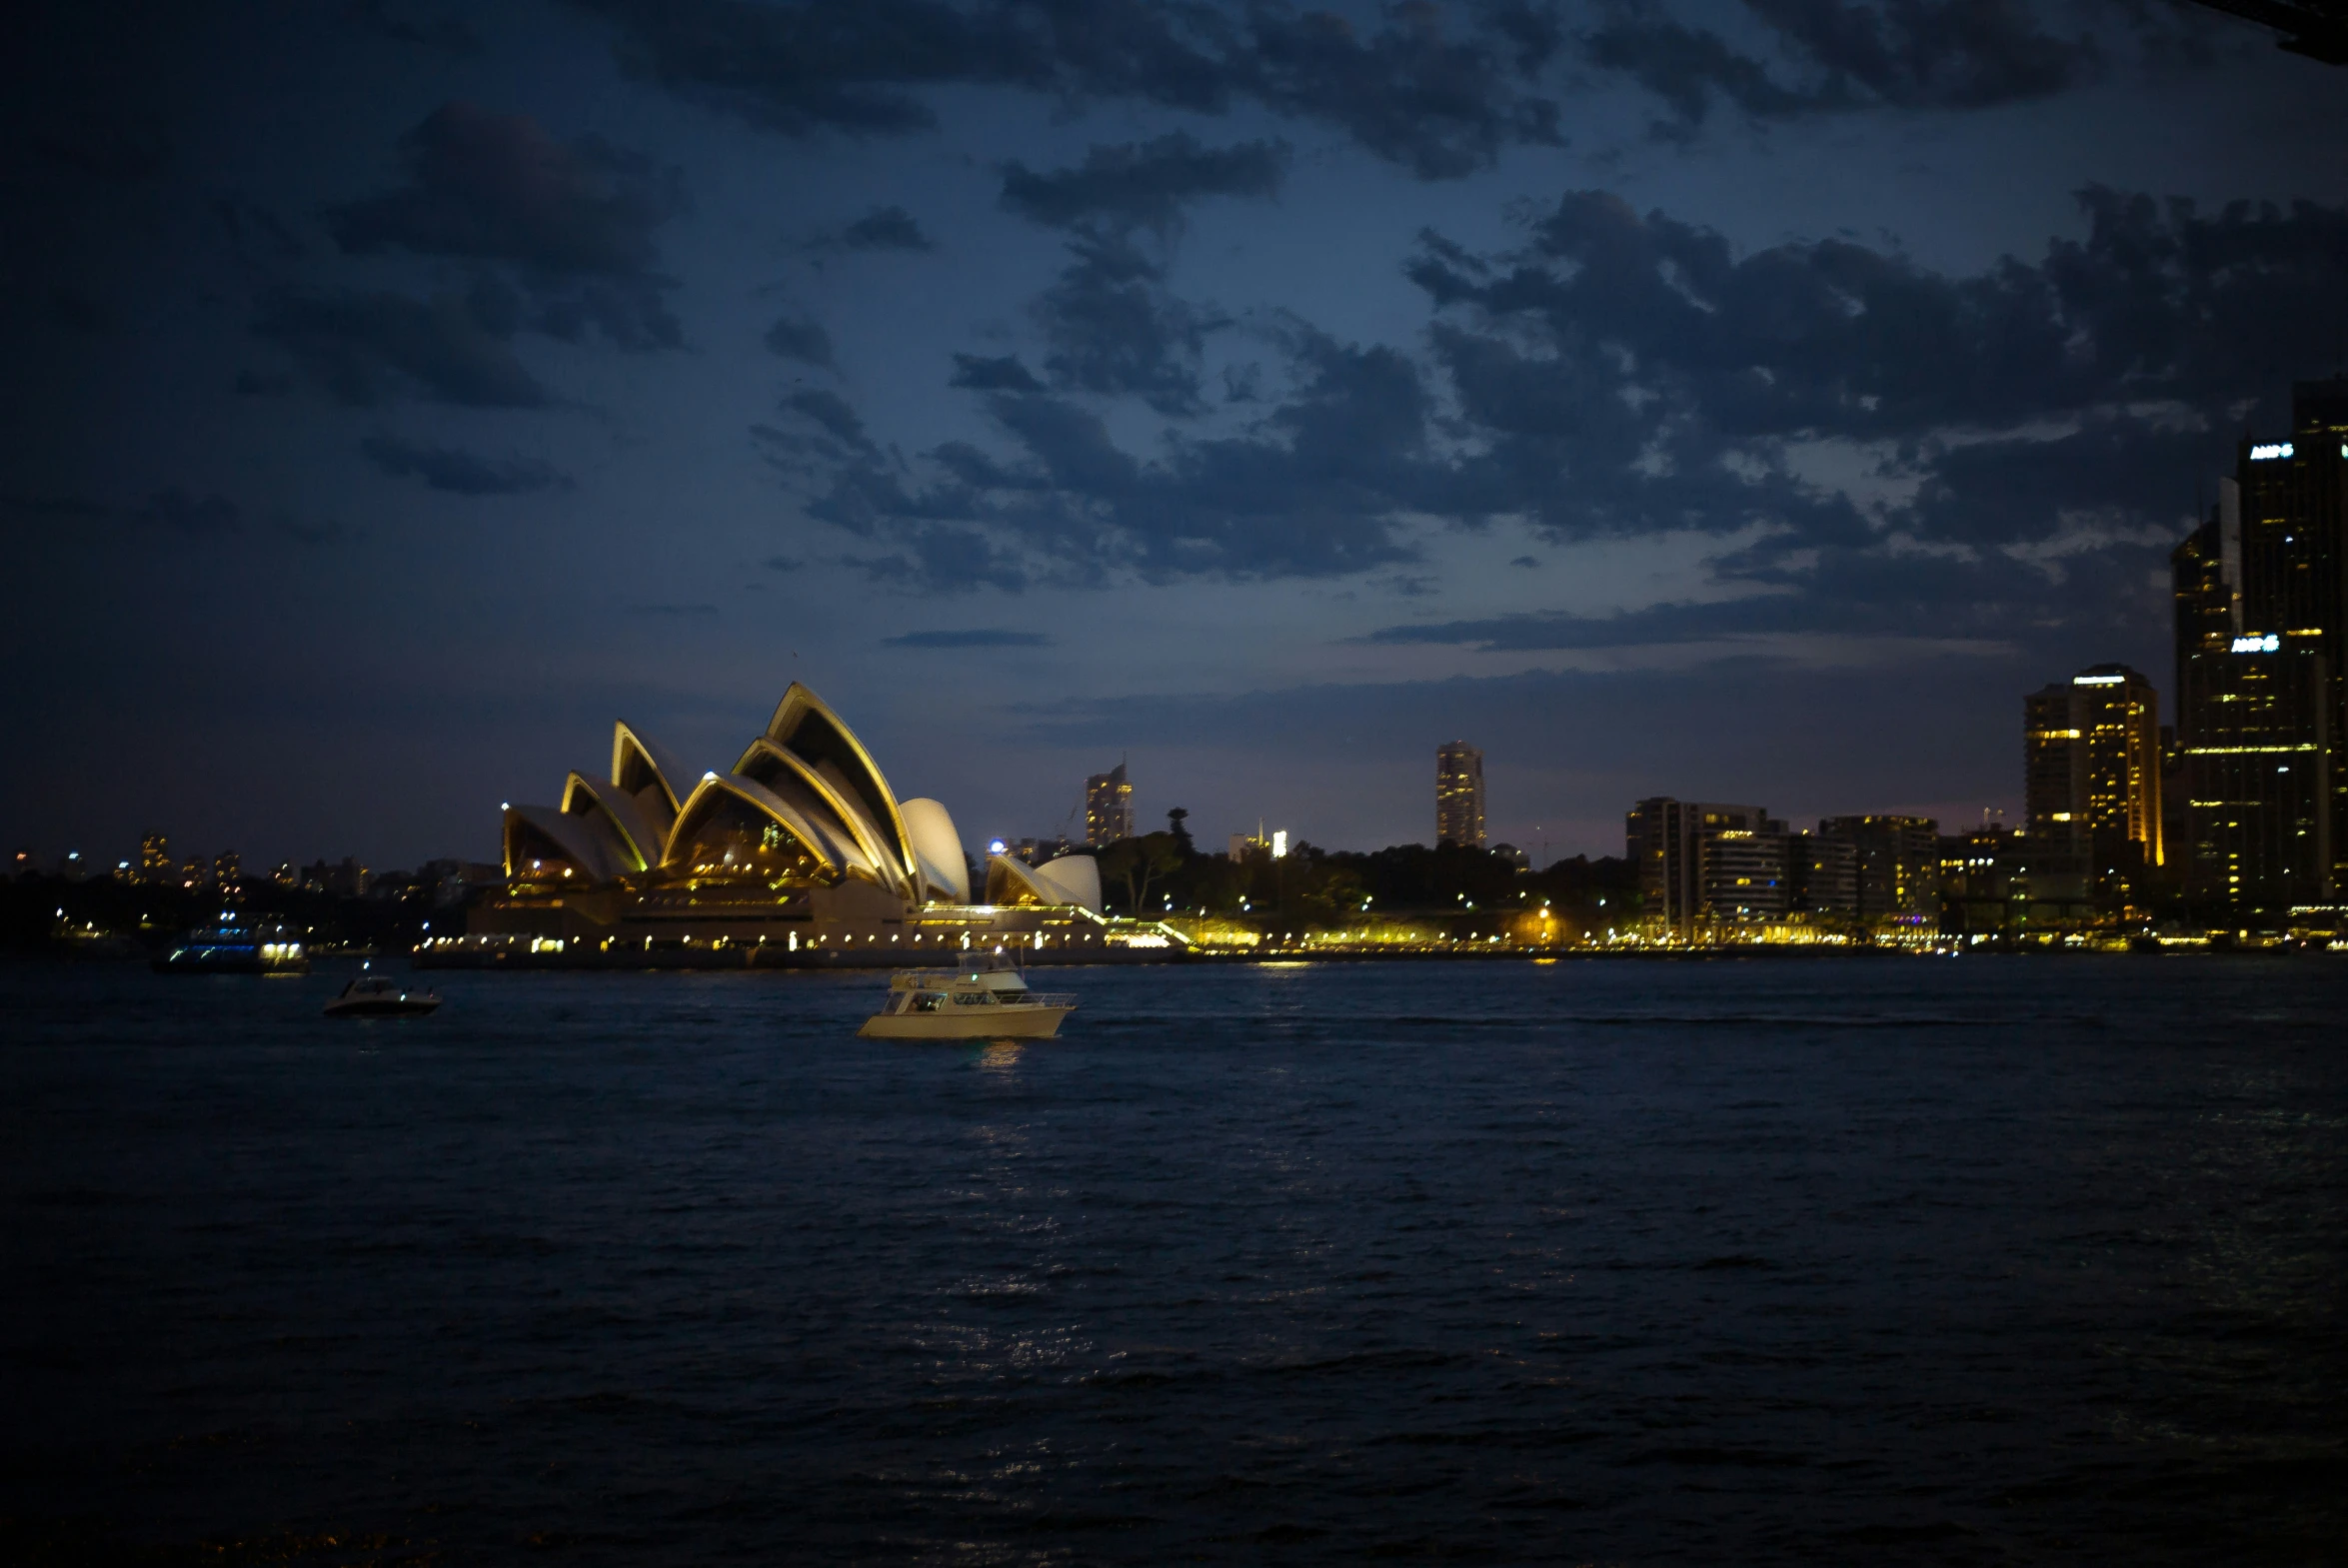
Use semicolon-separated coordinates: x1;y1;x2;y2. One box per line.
424;684;1182;967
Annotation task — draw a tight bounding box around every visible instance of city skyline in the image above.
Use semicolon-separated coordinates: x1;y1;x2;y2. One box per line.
7;4;2348;869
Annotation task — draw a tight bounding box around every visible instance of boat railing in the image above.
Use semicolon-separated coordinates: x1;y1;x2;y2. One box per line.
1003;991;1078;1008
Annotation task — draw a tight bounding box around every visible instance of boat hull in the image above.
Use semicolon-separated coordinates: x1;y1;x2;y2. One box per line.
859;1005;1072;1040
324;998;441;1018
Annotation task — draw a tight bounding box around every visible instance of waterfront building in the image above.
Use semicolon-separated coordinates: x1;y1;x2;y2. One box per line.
2024;666;2163;871
1791;831;1858;923
1435;742;1485;847
444;684;1176;966
1086;763;1133;846
213;850;240;887
1699;827;1791;922
1627;798;1776;935
302;857;370;897
139;831;171;882
2169;379;2346;919
1816;814;1940;930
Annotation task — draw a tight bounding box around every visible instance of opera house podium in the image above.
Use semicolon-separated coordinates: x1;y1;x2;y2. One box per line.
423;684;1187;969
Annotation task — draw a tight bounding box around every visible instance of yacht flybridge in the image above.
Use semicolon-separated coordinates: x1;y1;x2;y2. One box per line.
857;955;1076;1039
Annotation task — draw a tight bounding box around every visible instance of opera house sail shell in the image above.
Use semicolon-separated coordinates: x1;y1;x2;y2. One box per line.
452;683;1185;966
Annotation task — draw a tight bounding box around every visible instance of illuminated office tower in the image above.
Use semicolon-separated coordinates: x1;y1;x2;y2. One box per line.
1085;763;1133;846
2171;378;2346;916
1627;798;1774;933
2022;666;2163;867
212;850;240;887
2178;634;2332;914
139;831;170;882
1435;742;1485;847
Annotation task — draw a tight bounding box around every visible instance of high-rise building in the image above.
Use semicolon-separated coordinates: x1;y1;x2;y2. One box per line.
2170;378;2345;918
1085;763;1133;846
1699;827;1791;922
1627;798;1776;933
1790;830;1858;923
1816;814;1941;929
213;850;241;886
2022;665;2163;902
1435;742;1485;847
139;831;170;882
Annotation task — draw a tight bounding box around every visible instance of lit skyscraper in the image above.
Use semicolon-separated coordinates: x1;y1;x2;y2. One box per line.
2023;665;2163;869
1085;763;1133;846
1435;742;1485;847
2170;378;2345;917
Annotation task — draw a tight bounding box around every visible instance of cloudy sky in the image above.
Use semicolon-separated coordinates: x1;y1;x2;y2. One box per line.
6;0;2347;870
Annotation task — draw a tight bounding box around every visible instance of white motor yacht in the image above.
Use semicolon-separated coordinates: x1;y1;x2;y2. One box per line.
858;959;1076;1040
324;965;442;1018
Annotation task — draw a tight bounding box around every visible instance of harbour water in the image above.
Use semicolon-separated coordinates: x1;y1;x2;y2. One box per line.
4;956;2343;1563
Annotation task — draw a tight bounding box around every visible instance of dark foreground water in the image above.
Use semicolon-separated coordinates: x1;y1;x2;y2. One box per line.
3;956;2344;1565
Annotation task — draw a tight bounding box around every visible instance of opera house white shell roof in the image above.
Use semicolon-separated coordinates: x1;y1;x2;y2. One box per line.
499;683;1093;910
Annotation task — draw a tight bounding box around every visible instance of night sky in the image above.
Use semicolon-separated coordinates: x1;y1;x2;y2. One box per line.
7;1;2347;872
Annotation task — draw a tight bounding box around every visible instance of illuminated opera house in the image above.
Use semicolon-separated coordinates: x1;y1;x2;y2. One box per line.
433;684;1176;966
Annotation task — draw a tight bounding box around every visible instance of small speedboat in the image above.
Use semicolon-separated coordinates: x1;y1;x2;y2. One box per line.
324;967;440;1018
858;963;1075;1040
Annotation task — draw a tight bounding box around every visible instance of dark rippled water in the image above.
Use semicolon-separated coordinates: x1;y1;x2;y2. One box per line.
4;955;2344;1564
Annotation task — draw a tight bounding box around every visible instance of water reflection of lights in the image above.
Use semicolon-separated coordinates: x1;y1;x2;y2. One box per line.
979;1041;1024;1071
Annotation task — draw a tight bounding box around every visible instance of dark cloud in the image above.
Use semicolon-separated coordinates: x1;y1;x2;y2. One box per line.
0;493;110;522
779;181;2342;649
791;326;1465;588
233;370;294;397
949;353;1045;392
49;287;106;333
1581;0;2128;128
255;284;549;407
763;313;835;367
326;102;685;350
360;436;569;495
1031;235;1226;415
129;490;239;535
838;204;934;251
1000;132;1287;232
563;0;1562;180
28;112;171;182
762;554;804;572
989;134;1285;415
345;0;483;55
779;388;872;452
213;196;306;263
880;628;1053;648
1404;184;2348;506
